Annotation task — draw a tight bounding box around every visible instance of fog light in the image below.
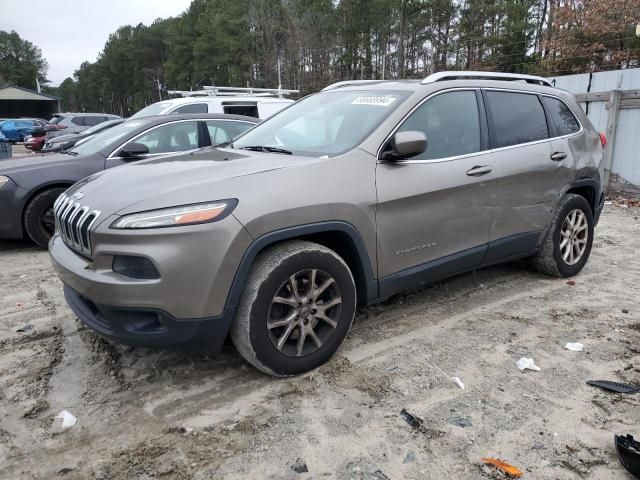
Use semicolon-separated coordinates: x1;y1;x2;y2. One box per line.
112;255;160;279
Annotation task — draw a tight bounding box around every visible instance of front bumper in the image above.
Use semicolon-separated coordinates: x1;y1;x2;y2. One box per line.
63;285;231;351
49;214;253;351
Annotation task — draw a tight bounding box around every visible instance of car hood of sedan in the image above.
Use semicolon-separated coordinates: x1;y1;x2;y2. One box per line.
0;153;89;186
66;147;319;219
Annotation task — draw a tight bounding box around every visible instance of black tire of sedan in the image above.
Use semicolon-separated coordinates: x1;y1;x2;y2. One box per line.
24;188;66;248
231;240;357;376
534;193;594;277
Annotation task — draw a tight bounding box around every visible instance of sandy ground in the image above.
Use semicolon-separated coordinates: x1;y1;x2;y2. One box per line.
0;203;639;480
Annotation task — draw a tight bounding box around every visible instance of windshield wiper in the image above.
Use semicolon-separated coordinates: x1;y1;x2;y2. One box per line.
60;149;79;156
238;145;292;155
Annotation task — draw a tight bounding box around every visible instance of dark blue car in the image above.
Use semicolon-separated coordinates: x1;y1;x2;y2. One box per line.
0;119;48;142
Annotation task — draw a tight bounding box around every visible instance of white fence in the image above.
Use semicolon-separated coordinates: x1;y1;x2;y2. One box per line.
549;68;640;188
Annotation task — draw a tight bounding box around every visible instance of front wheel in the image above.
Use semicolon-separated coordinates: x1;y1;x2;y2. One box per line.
230;240;356;376
534;193;594;277
24;188;66;248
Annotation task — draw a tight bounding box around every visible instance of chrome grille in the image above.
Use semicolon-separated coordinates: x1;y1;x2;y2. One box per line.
53;193;101;255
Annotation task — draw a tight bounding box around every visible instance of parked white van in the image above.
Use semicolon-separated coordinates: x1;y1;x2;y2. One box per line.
131;86;297;120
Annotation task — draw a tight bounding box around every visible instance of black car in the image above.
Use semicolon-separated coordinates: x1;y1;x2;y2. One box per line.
0;113;258;246
41;118;126;153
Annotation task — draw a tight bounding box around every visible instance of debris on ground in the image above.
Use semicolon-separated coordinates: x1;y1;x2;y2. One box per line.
15;301;24;308
586;380;640;394
566;279;576;286
415;350;465;390
54;410;77;430
564;342;584;352
400;408;424;430
451;376;465;389
516;357;541;372
622;308;629;314
480;457;524;478
403;451;416;464
615;434;640;479
372;470;391;480
291;458;308;474
16;323;34;333
448;416;473;428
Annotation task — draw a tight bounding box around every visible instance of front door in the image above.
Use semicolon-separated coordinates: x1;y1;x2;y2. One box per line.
375;89;497;296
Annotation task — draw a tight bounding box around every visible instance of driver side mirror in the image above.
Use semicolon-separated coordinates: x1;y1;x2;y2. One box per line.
382;131;427;161
118;142;149;159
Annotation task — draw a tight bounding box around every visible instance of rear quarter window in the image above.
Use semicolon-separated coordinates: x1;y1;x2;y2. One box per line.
485;91;549;148
542;97;581;136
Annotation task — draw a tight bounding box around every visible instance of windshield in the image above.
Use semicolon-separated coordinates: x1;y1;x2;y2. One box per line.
69;120;146;155
232;90;410;157
81;119;121;135
130;101;173;119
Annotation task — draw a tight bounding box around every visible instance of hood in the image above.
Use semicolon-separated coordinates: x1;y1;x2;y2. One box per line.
47;132;82;143
67;148;316;218
0;152;96;187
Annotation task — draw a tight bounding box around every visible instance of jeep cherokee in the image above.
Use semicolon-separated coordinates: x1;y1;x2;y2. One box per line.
49;71;605;376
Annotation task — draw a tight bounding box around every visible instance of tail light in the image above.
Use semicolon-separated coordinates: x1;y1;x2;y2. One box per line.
599;132;607;147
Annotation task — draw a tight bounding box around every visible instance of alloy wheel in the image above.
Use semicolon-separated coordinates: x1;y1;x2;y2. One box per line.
560;209;588;265
267;269;342;357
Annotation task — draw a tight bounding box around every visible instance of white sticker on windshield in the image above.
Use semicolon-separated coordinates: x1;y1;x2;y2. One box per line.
351;96;397;107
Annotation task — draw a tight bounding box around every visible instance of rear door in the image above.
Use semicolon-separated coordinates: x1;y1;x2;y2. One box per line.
375;89;497;294
482;89;573;256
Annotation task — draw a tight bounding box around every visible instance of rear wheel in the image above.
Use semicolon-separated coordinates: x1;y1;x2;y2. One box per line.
230;240;356;376
534;193;594;277
24;188;66;248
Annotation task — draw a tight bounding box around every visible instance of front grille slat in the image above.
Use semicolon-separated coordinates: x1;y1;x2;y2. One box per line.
53;193;101;256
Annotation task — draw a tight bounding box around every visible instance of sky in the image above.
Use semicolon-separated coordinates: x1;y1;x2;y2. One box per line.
1;0;193;86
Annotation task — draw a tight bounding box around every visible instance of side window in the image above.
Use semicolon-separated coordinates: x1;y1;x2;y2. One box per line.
485;91;549;148
171;103;208;114
206;120;253;145
83;116;103;127
542;97;580;136
71;117;85;126
397;90;481;160
223;104;259;117
132;121;199;154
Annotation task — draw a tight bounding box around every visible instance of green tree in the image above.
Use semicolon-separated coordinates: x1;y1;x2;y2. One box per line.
0;30;48;89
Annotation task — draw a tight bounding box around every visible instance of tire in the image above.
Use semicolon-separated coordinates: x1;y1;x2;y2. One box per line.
24;188;66;248
533;193;594;277
230;240;357;376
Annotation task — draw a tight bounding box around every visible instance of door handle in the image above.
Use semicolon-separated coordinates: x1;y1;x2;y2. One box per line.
466;165;492;176
550;151;567;161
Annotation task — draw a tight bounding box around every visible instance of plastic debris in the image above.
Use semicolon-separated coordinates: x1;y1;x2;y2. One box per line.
566;279;576;286
55;410;77;429
517;357;541;372
622;308;629;314
291;458;308;474
615;434;640;479
15;302;23;308
451;376;465;389
403;451;416;464
480;458;524;478
564;342;584;352
587;380;640;394
400;408;424;430
16;324;34;333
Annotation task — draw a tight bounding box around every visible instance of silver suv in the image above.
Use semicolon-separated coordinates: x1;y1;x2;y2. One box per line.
49;72;605;376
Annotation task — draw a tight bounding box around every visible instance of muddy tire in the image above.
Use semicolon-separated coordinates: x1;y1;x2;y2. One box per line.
533;193;594;277
230;240;356;376
24;188;66;248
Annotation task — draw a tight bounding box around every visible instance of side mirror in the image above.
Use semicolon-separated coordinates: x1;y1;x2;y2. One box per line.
382;130;427;161
119;142;149;159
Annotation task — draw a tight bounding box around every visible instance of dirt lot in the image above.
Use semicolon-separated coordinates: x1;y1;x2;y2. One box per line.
0;203;639;480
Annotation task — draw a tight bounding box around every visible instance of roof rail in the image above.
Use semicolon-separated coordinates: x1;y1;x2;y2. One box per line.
321;80;385;91
421;71;553;87
167;85;299;99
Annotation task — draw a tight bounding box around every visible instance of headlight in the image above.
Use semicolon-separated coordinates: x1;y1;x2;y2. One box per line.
110;200;237;229
0;176;9;189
